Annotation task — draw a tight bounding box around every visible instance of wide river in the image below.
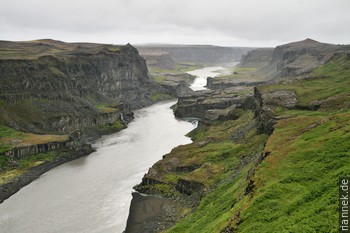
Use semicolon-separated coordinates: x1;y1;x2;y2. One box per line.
0;101;195;233
0;66;224;233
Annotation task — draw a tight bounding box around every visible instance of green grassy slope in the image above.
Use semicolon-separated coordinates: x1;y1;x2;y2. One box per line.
160;53;350;232
232;53;350;232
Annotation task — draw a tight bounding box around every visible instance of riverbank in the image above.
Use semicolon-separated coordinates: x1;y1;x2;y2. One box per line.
125;192;179;233
0;116;131;204
0;146;93;203
0;101;195;233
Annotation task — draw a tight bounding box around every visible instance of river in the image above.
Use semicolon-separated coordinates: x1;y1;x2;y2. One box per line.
0;101;195;233
0;66;224;233
188;66;224;91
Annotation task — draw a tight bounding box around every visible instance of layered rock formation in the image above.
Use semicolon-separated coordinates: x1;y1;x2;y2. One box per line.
240;38;349;79
0;39;165;134
239;48;274;68
206;39;350;91
174;88;251;118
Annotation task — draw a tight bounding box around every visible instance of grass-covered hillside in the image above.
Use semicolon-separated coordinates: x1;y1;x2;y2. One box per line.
136;52;350;232
232;53;350;232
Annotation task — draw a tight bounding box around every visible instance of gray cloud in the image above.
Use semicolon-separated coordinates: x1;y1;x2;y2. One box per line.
0;0;349;46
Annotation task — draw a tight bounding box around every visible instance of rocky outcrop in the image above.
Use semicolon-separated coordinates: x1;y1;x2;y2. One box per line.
2;141;67;159
206;77;265;90
204;105;239;122
246;86;300;135
125;192;178;233
269;38;337;78
239;38;350;80
174;89;250;118
175;178;204;196
2;130;89;159
51;111;121;133
239;48;274;68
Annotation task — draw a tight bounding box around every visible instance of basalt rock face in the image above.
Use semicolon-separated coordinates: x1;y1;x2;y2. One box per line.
206;77;265;90
239;38;350;80
269;38;338;78
239;48;274;68
0;40;163;134
174;89;249;118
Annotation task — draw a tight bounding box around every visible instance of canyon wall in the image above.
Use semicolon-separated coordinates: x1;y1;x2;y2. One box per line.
0;40;165;134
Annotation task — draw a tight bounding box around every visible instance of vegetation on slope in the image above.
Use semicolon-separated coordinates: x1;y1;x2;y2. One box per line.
0;125;67;154
0;39;121;60
140;52;350;232
231;53;350;232
0;125;70;182
136;109;269;232
259;53;350;108
0;150;71;185
148;63;201;84
167;114;268;233
236;110;349;232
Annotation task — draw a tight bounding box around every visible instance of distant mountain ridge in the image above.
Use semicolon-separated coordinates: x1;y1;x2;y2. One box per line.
136;45;256;64
239;38;350;79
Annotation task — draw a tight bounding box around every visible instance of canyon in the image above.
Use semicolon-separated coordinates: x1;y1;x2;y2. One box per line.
0;38;349;233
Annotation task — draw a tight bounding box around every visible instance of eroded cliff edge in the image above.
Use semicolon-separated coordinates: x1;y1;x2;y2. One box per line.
0;39;169;203
0;39;168;134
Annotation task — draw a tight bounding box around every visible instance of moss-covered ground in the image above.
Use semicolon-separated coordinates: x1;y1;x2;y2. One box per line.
141;53;350;232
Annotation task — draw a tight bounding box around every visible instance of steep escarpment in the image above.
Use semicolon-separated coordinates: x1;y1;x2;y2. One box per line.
239;48;274;68
0;40;165;134
174;88;252;118
239;38;349;80
208;39;350;91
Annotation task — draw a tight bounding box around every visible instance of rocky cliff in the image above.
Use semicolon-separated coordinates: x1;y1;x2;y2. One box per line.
239;48;274;68
0;39;165;134
239;38;350;80
174;88;251;118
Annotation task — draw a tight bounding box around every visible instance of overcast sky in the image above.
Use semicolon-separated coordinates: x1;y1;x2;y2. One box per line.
0;0;349;47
